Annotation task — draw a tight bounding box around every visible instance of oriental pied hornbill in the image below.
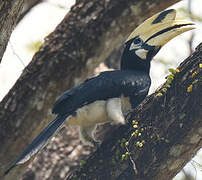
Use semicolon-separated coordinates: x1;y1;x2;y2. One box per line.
5;9;195;175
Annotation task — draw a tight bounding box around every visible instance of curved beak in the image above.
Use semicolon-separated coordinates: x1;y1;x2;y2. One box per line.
126;9;195;46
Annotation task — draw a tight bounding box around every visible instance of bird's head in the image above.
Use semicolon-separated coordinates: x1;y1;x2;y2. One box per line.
121;9;195;72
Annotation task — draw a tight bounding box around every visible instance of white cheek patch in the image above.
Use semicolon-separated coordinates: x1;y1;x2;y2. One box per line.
135;49;148;60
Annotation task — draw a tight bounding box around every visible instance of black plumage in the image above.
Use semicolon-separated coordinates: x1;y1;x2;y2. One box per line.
53;70;151;115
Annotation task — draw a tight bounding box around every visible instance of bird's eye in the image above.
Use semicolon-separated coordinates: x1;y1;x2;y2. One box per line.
133;37;142;44
129;37;142;51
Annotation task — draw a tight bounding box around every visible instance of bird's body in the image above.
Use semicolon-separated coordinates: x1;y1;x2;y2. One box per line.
54;70;151;144
4;9;195;175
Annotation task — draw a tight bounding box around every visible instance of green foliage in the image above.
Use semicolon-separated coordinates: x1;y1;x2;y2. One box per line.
27;40;43;53
178;7;202;22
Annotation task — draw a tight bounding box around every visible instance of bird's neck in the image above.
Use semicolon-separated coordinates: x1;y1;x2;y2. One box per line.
120;51;151;74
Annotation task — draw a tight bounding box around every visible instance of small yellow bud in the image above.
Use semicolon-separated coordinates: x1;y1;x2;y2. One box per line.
165;139;169;143
138;142;143;147
156;92;163;97
187;84;193;92
131;132;137;138
192;71;197;78
132;120;138;125
133;124;138;129
176;69;180;73
121;154;126;160
136;141;140;146
167;74;174;83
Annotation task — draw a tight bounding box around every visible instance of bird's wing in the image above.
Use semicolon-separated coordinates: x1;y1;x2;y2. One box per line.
52;70;151;115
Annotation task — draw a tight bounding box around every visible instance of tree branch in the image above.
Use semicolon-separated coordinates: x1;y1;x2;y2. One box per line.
66;43;202;180
0;0;24;63
18;0;42;23
1;0;181;179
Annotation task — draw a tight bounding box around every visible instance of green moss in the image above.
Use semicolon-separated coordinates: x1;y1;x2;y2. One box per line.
166;74;174;84
193;79;199;84
167;74;174;79
27;40;43;52
165;84;171;88
80;160;86;167
168;68;177;74
165;68;179;87
162;88;167;93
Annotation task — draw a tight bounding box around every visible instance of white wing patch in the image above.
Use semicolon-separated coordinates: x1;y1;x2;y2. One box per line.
106;98;126;124
66;97;132;144
66;100;108;127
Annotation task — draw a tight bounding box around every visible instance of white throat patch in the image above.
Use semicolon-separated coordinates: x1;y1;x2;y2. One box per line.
135;49;148;60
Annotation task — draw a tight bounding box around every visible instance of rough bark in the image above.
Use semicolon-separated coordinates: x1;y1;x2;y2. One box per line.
0;0;24;63
0;0;181;179
18;0;42;23
66;43;202;180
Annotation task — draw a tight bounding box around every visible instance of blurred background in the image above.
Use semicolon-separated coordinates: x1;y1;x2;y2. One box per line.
0;0;201;179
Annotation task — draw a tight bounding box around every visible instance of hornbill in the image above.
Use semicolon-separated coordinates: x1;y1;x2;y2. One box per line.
5;9;195;175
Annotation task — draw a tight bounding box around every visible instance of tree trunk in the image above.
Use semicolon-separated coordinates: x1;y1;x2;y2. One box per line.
0;0;182;179
66;43;202;180
0;0;24;63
